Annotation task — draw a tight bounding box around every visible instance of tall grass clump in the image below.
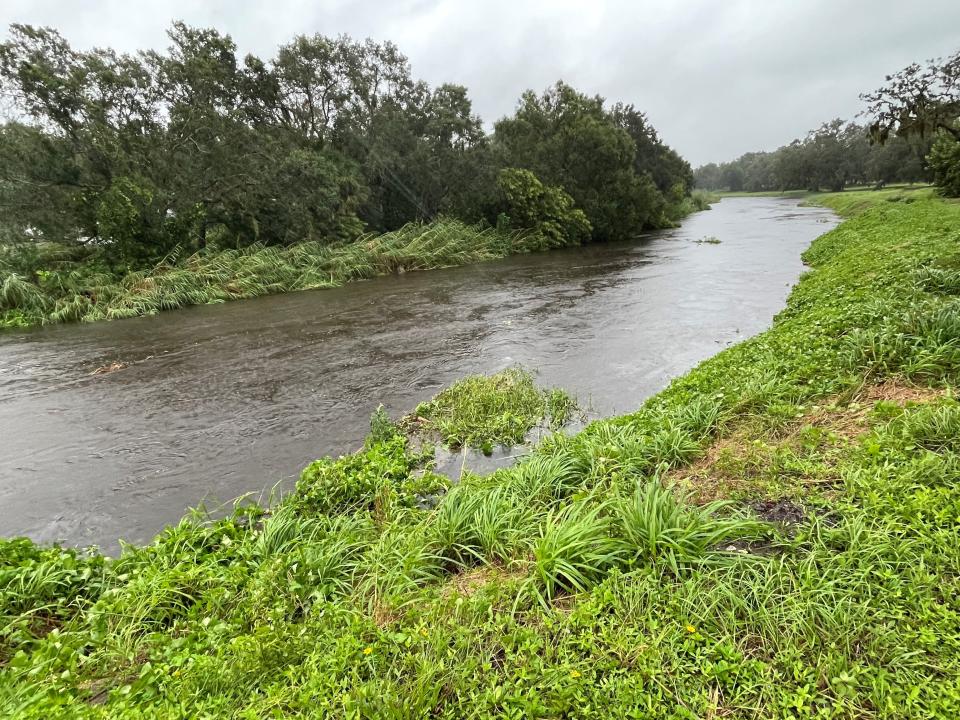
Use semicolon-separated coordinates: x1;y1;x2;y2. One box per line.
0;219;549;330
525;501;623;607
409;367;576;451
614;477;764;574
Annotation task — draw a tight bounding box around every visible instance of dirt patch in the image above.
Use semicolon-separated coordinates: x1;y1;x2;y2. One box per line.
670;430;766;504
443;564;527;600
751;499;805;524
859;380;945;406
800;380;945;440
370;602;400;628
673;380;947;505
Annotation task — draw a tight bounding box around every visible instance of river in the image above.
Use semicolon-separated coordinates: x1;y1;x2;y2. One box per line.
0;197;838;551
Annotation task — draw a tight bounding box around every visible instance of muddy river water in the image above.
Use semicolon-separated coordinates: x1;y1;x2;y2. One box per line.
0;198;837;551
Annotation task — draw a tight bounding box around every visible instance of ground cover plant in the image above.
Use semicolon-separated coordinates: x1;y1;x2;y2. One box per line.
2;192;960;717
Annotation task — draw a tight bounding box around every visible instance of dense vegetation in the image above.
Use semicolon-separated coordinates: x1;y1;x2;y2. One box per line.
0;23;705;329
696;48;960;195
2;189;959;717
0;220;555;327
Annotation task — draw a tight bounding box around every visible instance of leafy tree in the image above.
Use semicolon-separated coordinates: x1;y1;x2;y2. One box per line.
611;103;693;194
494;82;670;239
496;168;591;247
862;48;959;196
95;176;172;268
928;133;960;196
0;22;699;272
694;120;932;193
721;164;745;192
861;49;960;144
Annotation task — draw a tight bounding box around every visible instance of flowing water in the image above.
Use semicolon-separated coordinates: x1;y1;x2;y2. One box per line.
0;198;837;551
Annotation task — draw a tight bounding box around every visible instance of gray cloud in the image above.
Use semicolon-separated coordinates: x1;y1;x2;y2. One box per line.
3;0;958;165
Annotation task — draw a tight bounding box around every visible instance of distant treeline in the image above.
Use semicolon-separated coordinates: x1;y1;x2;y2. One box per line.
694;120;933;193
696;46;960;196
0;23;698;270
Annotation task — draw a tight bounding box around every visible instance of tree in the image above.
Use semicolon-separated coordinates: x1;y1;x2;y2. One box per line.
493;82;671;240
928;133;960;196
611;103;693;195
496;168;591;248
721;164;744;192
861;49;960;144
693;163;721;190
0;22;700;270
862;49;959;196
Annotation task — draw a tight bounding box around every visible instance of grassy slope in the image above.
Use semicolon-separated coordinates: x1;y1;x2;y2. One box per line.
2;193;960;718
716;184;935;204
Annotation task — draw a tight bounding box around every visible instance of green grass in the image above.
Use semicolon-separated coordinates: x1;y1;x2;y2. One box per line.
0;219;551;330
716;188;812;198
715;184;935;207
2;193;960;717
406;368;577;452
807;185;937;217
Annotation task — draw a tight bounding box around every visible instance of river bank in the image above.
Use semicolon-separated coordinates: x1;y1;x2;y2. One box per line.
3;192;959;717
0;193;717;332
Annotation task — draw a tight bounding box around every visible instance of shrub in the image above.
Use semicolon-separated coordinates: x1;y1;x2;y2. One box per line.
497;168;592;248
928;132;960;198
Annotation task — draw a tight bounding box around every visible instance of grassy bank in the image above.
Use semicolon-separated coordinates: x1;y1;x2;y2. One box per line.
2;193;960;718
0;194;717;332
0;220;547;330
715;184;934;205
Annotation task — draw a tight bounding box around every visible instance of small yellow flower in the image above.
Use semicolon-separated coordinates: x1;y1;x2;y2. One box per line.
685;624;697;634
570;670;581;678
420;628;429;637
362;646;373;655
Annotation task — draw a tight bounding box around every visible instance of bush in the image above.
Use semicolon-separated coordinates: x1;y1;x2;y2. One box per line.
496;168;592;248
928;132;960;198
411;367;576;450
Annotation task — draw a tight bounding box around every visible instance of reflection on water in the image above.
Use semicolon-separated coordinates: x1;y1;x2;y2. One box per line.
0;198;837;551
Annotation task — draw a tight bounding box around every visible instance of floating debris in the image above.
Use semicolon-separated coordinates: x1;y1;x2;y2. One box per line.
90;361;128;375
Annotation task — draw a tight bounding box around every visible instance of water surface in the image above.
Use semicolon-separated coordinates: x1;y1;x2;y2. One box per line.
0;198;837;550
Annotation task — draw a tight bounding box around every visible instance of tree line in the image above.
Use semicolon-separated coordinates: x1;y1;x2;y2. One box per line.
0;23;697;270
695;49;960;196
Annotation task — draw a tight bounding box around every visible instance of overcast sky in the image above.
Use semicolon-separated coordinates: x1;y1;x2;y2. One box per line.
2;1;958;166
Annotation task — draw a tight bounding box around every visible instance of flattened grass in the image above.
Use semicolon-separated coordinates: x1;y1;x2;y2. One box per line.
1;219;547;330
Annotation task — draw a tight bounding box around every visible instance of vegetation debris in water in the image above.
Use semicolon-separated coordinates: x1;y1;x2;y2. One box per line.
405;367;577;451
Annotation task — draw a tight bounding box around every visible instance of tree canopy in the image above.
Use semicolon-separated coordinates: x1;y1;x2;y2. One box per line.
694;119;933;193
0;23;697;269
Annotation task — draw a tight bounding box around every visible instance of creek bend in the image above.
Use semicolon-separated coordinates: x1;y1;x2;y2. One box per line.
0;198;838;551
